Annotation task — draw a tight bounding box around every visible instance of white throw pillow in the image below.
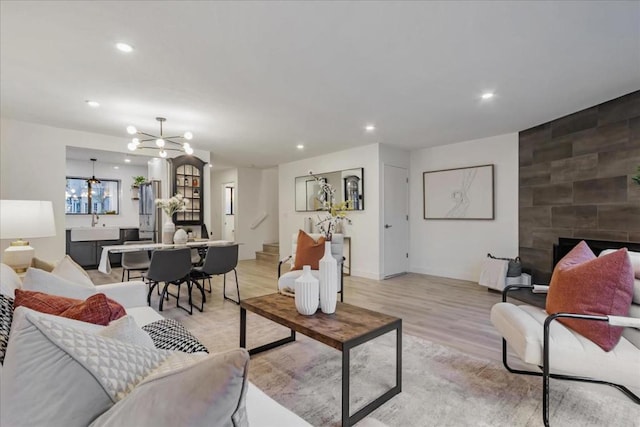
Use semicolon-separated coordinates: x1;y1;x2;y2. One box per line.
52;255;94;288
21;267;96;300
0;263;22;298
1;308;173;427
100;316;155;349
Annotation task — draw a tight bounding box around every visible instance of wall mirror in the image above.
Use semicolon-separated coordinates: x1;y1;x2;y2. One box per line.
295;168;364;212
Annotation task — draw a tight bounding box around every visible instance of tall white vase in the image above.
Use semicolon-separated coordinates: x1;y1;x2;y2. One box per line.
319;240;338;314
162;221;175;244
295;265;319;315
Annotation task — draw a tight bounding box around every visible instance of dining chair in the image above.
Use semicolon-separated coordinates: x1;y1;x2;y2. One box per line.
145;248;196;314
190;244;240;304
120;240;152;281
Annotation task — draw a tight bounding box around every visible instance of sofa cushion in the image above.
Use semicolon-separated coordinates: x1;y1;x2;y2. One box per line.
100;316;155;349
22;267;96;299
293;230;326;270
90;348;249;427
546;241;634;351
14;290;125;326
52;254;94;287
0;294;13;364
142;318;208;353
0;263;22;298
0;307;172;426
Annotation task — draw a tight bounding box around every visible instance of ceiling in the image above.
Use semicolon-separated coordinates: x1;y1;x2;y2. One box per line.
1;1;639;169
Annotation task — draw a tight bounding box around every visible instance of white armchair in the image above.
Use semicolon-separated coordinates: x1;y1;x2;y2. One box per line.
277;233;344;301
490;249;640;427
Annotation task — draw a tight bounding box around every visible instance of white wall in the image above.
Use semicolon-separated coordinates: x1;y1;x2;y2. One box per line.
0;117;211;262
279;143;381;279
409;133;519;281
65;159;146;229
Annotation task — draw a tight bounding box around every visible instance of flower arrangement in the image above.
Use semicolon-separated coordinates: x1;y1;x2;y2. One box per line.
309;171;352;240
155;193;188;217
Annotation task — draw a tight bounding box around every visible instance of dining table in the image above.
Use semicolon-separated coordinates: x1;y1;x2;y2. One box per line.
98;240;236;274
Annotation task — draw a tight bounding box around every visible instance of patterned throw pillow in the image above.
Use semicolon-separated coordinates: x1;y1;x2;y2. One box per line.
0;293;13;364
142;319;208;353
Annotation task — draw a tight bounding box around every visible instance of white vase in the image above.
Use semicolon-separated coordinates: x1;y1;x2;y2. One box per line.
162;221;175;244
295;265;319;315
319;240;338;314
173;228;188;245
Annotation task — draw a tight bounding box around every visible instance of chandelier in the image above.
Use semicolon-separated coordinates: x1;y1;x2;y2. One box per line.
126;117;194;158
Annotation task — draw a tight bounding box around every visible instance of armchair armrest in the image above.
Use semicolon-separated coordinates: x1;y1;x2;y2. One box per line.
501;284;549;302
97;281;147;309
278;255;292;278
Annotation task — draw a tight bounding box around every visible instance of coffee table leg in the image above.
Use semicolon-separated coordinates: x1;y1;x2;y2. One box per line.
240;307;247;348
342;347;350;427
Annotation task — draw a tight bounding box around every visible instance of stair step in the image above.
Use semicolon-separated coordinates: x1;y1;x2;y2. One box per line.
256;251;279;264
262;243;279;254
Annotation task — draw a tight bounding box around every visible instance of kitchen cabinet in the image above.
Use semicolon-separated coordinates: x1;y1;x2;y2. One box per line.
65;228;139;269
170;155;205;227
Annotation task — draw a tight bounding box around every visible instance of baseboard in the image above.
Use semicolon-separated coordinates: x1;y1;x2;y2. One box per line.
349;269;383;280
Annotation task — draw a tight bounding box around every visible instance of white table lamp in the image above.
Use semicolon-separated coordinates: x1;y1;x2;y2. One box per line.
1;200;56;272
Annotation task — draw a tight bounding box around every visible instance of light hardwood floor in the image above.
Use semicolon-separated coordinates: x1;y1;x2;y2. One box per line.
90;259;507;363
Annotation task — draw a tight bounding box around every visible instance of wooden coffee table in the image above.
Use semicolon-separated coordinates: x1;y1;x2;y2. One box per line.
240;293;402;427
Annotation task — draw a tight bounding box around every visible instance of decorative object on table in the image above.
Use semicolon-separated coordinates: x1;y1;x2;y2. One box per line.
319;240;338;314
308;172;352;241
125;117;194;158
130;176;146;200
423;164;494;220
173;228;188;245
155;194;188;244
633;165;640;185
294;266;319;315
0;200;56;273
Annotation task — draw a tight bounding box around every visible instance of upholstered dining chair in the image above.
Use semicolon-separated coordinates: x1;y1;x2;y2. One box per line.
145;248;195;314
120;240;152;281
277;233;344;301
190;244;240;305
490;246;640;427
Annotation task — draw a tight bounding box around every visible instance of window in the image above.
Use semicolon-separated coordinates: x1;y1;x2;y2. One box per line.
65;177;120;214
224;186;234;215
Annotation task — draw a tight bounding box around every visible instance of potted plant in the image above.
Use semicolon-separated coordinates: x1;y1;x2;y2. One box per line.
131;176;146;200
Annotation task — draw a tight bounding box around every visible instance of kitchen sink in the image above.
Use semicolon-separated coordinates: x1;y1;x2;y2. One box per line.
70;227;120;242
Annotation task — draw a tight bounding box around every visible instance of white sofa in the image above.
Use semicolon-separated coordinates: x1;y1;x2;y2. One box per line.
0;263;311;427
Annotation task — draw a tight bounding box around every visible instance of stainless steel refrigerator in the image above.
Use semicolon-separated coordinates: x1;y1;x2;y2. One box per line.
139;181;162;242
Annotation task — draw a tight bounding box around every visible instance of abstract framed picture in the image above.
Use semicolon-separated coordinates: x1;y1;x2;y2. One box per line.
423;164;494;220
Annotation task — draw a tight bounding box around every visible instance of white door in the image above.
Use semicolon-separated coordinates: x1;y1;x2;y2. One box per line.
222;183;235;241
383;164;409;278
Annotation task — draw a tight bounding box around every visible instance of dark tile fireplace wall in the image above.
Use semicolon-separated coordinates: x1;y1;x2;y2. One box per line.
519;90;640;282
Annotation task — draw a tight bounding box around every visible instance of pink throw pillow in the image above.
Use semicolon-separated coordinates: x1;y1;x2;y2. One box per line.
546;241;634;351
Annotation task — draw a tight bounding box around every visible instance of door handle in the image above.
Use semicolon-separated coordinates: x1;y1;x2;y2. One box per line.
385;224;392;229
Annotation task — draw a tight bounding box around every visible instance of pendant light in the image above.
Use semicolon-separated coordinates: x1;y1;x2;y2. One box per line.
87;158;101;185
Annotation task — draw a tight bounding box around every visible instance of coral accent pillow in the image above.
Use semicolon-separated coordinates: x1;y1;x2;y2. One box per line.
14;290;125;326
546;241;634;351
293;230;326;270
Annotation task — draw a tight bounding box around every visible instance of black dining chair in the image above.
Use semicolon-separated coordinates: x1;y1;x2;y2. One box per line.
190;244;240;304
121;240;152;281
146;248;198;314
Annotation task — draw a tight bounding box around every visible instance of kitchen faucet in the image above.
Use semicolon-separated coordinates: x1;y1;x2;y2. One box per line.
91;212;100;227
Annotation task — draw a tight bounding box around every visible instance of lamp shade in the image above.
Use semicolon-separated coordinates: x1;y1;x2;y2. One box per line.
0;200;56;240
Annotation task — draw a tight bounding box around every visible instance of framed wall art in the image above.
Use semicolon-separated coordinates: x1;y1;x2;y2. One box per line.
423;164;494;220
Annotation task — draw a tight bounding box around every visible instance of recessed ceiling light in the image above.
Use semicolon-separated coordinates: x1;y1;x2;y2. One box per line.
116;42;133;53
85;100;100;108
296;144;304;150
481;92;495;100
124;158;131;163
365;124;376;133
113;166;119;169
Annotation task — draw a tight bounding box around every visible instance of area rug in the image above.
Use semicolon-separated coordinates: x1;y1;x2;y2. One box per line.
246;331;640;427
